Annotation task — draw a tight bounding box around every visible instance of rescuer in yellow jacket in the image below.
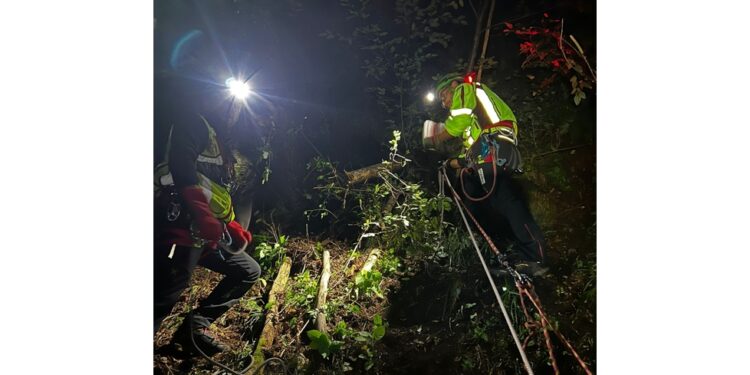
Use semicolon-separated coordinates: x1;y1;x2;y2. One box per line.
424;73;547;276
154;29;260;356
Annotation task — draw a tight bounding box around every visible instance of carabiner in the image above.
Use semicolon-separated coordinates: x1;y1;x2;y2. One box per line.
167;201;181;222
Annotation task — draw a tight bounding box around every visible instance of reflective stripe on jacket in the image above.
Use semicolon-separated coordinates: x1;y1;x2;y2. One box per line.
444;83;518;163
154;115;235;223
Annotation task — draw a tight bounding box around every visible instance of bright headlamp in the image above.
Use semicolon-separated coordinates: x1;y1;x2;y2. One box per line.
225;77;251;99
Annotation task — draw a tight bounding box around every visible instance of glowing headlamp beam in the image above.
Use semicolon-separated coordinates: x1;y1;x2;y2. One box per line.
225;77;251;99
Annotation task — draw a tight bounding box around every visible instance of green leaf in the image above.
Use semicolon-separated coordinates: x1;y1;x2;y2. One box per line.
307;330;332;354
372;325;386;341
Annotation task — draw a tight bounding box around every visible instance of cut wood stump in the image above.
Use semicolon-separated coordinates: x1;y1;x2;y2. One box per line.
357;248;381;276
315;250;332;333
248;257;292;375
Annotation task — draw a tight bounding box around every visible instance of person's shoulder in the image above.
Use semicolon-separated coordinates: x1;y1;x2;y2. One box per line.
174;113;209;136
168;113;210;148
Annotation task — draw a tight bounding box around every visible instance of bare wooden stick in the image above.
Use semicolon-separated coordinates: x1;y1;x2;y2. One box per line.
315;250;332;333
530;143;592;160
248;257;292;375
569;34;596;81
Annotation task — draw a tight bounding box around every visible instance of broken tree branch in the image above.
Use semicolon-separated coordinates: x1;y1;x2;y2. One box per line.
344;162;402;185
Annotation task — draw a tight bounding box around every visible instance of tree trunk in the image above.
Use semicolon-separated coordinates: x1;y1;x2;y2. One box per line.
315;250;332;333
248;257;292;375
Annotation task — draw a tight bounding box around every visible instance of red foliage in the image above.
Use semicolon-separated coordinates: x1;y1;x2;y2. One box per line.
503;14;594;102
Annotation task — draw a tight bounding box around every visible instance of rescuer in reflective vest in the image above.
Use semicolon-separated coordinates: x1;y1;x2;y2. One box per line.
154;29;260;356
424;73;548;276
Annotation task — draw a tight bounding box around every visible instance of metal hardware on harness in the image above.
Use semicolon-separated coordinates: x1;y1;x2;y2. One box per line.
166;191;182;222
167;201;181;222
221;225;233;247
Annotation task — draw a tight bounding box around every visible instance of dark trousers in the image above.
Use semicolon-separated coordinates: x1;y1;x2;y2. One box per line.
154;244;261;333
460;166;547;263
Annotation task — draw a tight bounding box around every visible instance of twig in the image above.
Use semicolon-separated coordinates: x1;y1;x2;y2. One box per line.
558;18;572;69
531;144;592;160
468;0;478;18
293;319;311;344
569;34;597;81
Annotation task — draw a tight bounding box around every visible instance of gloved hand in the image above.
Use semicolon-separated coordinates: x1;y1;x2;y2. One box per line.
180;186;223;243
422;120;446;150
226;220;252;251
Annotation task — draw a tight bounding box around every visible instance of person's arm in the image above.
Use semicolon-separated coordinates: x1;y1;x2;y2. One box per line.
169;119;223;243
434;128;455;143
443;83;476;139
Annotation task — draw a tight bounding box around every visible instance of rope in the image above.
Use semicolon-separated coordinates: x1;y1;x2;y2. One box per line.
459;152;497;202
188;314;254;375
441;168;534;374
518;286;560;374
440;166;594;374
515;281;594;375
187;313;296;375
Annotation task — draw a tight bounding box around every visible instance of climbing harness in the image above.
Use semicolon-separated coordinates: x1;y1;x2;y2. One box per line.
458;130;523;202
440;166;594;375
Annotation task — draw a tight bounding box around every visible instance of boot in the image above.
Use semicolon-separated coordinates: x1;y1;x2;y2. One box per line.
491;261;548;279
514;261;549;277
172;314;228;356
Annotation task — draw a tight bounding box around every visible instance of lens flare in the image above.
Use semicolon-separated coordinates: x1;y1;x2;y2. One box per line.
425;92;435;102
225;77;251;99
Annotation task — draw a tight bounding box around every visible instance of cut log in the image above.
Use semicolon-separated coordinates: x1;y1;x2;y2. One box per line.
248;257;292;375
344;162;402;185
315;250;332;333
357;248;381;276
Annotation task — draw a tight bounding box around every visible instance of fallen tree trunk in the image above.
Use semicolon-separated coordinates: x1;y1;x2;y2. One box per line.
315;250;332;333
248;257;292;375
344;162;402;185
